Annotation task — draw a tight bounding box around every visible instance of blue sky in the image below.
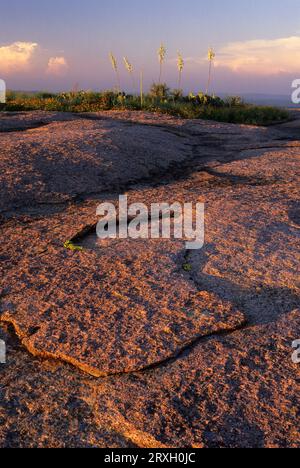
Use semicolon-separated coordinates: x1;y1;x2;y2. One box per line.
1;0;300;94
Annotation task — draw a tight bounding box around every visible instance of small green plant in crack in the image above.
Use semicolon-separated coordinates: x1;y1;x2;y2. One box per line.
63;240;83;252
182;263;193;272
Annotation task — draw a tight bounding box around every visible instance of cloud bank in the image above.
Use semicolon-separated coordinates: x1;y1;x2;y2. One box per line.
0;42;38;73
184;36;300;76
215;36;300;75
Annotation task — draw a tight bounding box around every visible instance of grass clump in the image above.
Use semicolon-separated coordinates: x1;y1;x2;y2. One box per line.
2;89;289;126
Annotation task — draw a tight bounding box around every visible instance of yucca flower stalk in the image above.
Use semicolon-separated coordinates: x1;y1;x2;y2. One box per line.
177;51;184;90
158;43;167;83
140;71;144;107
123;57;133;74
109;52;121;93
123;57;136;92
206;47;215;95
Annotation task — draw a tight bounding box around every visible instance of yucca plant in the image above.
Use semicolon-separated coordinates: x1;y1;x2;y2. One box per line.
150;83;170;101
171;89;183;102
123;57;135;92
206;47;215;95
109;52;121;92
158;43;167;83
177;51;184;90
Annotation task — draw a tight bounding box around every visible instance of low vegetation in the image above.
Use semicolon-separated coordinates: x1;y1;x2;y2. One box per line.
0;45;289;125
63;240;83;252
1;89;289;126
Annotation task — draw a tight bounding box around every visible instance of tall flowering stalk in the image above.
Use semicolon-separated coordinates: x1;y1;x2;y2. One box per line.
206;47;215;95
158;43;167;83
140;71;144;107
177;51;184;90
123;57;135;92
109;52;121;92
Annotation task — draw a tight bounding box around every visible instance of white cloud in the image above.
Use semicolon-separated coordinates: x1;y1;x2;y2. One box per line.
215;36;300;75
183;36;300;76
46;56;69;76
0;42;38;73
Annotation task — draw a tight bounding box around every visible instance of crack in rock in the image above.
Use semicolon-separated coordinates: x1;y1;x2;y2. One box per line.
0;121;52;133
0;221;246;377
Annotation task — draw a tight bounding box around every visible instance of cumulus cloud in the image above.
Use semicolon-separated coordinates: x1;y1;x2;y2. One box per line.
0;42;38;73
215;36;300;75
46;56;69;76
183;36;300;76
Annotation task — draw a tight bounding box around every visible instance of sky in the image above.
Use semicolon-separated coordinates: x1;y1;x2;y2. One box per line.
1;0;300;95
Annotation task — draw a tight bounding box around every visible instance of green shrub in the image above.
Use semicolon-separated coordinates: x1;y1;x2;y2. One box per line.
189;92;225;107
225;95;244;107
36;92;56;99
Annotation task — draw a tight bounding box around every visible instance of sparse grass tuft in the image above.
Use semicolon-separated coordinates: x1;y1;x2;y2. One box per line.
63;240;83;252
182;263;193;272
